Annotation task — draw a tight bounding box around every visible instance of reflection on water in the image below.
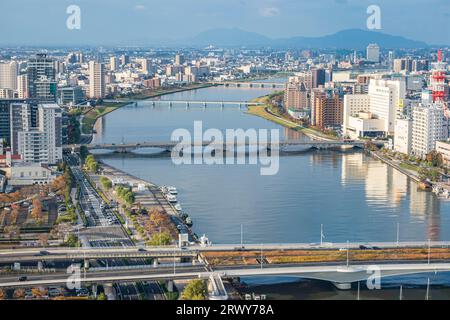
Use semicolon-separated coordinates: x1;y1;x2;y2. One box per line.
341;152;442;241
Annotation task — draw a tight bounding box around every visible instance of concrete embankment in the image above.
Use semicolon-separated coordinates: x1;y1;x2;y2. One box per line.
369;151;421;183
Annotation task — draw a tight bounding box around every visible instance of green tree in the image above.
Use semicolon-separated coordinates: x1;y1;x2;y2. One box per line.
181;280;207;300
147;231;172;246
100;177;112;190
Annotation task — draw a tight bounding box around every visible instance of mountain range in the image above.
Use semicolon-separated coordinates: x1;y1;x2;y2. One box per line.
186;28;428;49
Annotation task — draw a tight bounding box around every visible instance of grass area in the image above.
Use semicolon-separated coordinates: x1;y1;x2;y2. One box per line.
400;162;420;172
81;103;128;134
246;99;338;141
247;105;298;129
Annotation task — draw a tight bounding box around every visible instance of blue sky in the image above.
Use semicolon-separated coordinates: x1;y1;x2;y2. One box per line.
0;0;449;46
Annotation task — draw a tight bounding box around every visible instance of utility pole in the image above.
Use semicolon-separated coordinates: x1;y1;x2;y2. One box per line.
240;224;244;248
260;243;263;270
346;240;350;267
320;224;324;247
428;239;431;264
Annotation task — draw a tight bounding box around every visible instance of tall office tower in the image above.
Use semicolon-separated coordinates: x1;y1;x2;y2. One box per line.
284;82;308;110
76;52;84;64
0;61;18;90
17;74;29;98
120;54;129;66
175;54;184;65
311;89;343;129
10;103;33;155
311;68;326;88
366;44;380;63
110;56;118;71
27;53;56;101
368;79;406;134
393;58;413;73
412;103;446;158
88;61;106;99
0;99;35;146
16;104;62;164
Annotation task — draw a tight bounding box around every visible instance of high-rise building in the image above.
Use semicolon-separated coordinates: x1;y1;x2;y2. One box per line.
0;99;35;146
88;61;106;99
284;82;308;111
17;74;29;99
366;44;380;63
136;58;151;75
0;61;18;91
394;118;413;155
10;103;33;155
368;79;406;134
110;56;118;71
412;103;446;158
27;54;56;102
175;54;184;66
16;104;62;164
119;54;129;66
311;89;343;129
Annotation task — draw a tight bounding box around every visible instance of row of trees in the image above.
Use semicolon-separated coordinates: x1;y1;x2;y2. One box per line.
85;154;99;172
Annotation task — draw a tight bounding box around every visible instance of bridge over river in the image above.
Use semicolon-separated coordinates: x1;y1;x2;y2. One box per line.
66;139;378;154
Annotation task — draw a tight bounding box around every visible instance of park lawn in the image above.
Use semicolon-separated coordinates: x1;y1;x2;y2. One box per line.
400;162;420;172
81;103;127;134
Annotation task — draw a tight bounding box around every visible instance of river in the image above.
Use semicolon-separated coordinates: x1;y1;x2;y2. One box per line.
91;84;450;297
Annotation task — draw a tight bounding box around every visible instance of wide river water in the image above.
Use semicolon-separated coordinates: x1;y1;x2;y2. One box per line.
92;84;450;294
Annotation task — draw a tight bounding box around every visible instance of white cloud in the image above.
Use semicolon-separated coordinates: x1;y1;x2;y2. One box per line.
259;7;280;17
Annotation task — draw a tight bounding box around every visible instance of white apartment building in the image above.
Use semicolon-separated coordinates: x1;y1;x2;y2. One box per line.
343;94;370;137
89;61;105;99
394;118;413;155
0;61;18;91
412;104;446;158
110;56;118;71
368;79;406;134
16;104;62;164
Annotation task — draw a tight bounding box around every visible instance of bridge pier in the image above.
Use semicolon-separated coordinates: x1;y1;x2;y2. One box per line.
186;102;189;109
169;101;173;108
92;283;98;298
152;101;155;108
203;102;207;110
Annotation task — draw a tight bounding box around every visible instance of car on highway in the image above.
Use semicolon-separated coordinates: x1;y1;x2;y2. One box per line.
18;276;27;281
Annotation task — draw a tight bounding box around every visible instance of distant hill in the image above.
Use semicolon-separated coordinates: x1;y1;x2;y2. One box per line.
186;28;428;49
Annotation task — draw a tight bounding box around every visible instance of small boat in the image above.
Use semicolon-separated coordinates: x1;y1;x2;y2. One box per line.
174;203;182;211
185;217;193;227
167;186;178;195
166;194;177;203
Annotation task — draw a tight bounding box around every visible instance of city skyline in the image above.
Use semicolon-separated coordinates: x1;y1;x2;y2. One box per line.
0;0;449;46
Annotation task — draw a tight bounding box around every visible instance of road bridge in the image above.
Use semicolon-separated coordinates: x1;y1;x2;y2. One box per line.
65;139;372;153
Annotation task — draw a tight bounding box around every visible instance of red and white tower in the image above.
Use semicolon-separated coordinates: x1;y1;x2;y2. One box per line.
430;50;449;117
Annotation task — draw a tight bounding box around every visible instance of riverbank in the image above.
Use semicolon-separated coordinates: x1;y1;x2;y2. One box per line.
247;96;338;141
89;161;194;246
